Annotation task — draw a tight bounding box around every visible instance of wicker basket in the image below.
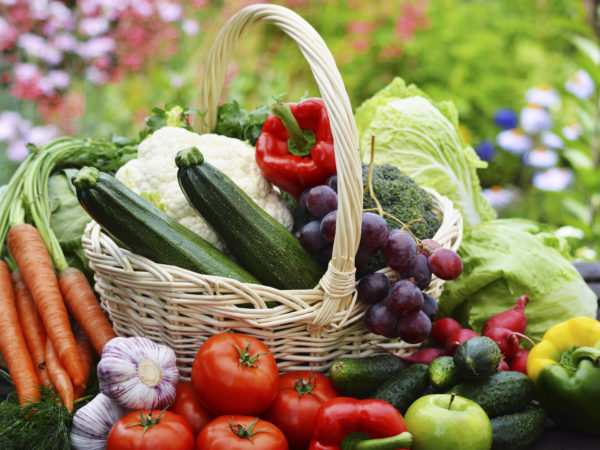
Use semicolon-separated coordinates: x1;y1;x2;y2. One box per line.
81;4;463;379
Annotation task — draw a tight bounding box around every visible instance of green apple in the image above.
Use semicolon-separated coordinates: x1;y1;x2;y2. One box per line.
404;394;492;450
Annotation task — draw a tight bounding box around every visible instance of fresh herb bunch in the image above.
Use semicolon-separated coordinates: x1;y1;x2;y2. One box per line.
0;385;73;450
214;100;271;145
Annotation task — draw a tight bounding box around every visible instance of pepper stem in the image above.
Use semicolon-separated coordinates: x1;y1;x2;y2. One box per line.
572;346;600;366
353;431;413;450
271;102;316;157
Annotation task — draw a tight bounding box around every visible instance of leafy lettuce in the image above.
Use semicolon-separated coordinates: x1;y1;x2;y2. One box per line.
355;78;496;227
439;219;597;341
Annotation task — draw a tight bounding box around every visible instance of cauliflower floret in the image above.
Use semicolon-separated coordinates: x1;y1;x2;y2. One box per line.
116;126;293;251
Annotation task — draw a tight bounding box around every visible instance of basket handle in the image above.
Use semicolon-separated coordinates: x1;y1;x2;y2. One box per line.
193;4;362;324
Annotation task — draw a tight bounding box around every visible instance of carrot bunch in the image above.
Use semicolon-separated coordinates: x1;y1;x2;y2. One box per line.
0;140;116;411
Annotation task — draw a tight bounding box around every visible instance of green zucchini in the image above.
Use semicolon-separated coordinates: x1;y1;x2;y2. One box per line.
175;147;324;290
72;166;258;283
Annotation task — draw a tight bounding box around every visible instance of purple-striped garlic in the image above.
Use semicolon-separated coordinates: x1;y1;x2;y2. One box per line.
97;336;179;410
70;393;128;450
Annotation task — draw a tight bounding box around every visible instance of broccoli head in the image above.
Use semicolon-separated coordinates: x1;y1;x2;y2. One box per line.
362;163;440;240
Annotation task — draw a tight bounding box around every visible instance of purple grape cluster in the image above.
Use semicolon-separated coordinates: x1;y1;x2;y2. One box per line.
293;174;463;344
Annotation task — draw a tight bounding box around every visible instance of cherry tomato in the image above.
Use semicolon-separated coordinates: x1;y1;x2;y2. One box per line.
106;410;195;450
191;333;278;415
195;415;288;450
264;371;338;450
169;382;214;437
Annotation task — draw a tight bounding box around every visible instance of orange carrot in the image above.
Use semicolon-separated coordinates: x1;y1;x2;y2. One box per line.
45;337;73;412
59;267;116;356
7;223;84;387
73;326;95;401
0;261;40;404
12;270;52;387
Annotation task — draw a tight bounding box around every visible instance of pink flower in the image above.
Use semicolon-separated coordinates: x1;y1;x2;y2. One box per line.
132;1;155;17
347;21;373;34
396;0;429;42
52;33;79;52
7;140;29;162
46;70;70;90
77;36;115;59
181;19;199;36
85;66;109;84
351;37;371;53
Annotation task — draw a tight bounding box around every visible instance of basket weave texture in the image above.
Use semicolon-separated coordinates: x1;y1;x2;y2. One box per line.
82;4;463;378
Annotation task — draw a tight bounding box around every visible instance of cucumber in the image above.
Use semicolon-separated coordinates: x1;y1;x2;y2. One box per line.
450;371;534;418
428;356;459;391
491;406;546;450
370;364;429;414
176;147;324;290
72;166;258;283
329;355;405;398
453;336;502;381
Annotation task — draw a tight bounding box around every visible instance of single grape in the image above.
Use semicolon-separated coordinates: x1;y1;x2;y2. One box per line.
418;238;441;258
396;311;432;344
306;185;338;218
399;254;432;291
298;189;310;214
428;248;463;280
421;293;439;322
364;301;398;338
383;229;417;272
326;174;338;192
315;244;333;269
320;210;337;243
357;273;391;305
297;220;328;253
355;243;378;269
389;280;423;315
360;212;389;249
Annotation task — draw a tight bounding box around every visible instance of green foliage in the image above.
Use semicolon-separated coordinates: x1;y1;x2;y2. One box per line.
214;100;271;145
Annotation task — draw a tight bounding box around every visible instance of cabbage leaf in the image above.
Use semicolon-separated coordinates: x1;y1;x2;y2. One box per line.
439;219;597;341
355;78;496;227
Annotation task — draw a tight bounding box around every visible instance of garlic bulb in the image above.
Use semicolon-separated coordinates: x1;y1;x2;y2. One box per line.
98;336;179;409
70;393;128;450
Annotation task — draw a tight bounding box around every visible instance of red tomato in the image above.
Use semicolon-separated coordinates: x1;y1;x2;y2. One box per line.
106;410;195;450
191;333;279;415
264;371;338;450
169;382;215;437
195;415;288;450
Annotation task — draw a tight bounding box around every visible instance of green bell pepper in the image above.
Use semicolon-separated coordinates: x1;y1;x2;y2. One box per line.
527;316;600;436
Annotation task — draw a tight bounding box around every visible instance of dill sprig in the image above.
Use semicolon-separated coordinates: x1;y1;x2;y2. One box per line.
0;386;73;450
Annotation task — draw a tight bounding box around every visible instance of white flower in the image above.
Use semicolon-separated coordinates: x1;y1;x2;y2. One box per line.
170;75;184;88
26;125;59;146
29;0;50;20
48;1;75;29
39;44;63;66
520;104;552;134
532;168;573;191
525;85;560;108
496;128;533;155
523;147;558;168
565;70;595;100
0;111;23;141
132;0;154;17
158;2;183;22
0;0;18;6
44;70;70;90
79;17;110;37
77;36;115;59
7;140;29;163
85;66;109;84
540;130;563;149
181;19;199;36
562;121;582;141
483;186;516;209
52;33;79;52
14;63;42;83
575;247;597;261
17;33;47;57
555;225;585;240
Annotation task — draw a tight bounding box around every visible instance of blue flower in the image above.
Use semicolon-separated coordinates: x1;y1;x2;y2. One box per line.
475;140;495;161
494;108;518;129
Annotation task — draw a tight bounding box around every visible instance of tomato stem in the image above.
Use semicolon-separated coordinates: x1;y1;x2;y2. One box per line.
127;408;167;436
293;372;316;396
234;342;269;368
229;417;262;441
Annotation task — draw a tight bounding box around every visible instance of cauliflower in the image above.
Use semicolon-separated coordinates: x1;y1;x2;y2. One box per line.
116;126;293;251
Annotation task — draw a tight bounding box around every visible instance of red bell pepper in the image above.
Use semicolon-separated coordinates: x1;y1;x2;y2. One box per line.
308;397;412;450
255;98;336;198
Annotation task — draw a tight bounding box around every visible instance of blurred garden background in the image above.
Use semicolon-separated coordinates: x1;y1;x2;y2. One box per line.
1;0;599;258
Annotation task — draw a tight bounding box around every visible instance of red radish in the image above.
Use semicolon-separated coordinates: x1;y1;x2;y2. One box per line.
509;348;529;375
498;359;510;372
444;329;479;356
400;347;445;365
431;318;462;347
484;327;535;359
482;295;530;335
